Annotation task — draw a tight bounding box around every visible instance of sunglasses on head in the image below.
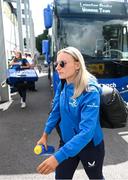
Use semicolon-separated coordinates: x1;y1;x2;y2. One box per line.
54;60;67;68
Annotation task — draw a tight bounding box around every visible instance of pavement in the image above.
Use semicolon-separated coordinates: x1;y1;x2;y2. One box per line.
0;67;55;179
0;66;128;180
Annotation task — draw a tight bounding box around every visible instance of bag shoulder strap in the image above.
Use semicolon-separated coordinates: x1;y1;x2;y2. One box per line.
61;79;66;91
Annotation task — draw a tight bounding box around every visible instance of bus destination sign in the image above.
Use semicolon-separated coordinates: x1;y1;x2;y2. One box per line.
80;2;113;14
56;0;128;17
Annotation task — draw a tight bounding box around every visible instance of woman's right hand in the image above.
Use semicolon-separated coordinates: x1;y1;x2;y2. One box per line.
37;132;48;150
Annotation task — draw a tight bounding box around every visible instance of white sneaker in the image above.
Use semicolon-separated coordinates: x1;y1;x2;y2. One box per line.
20;98;23;104
21;102;26;108
1;80;7;88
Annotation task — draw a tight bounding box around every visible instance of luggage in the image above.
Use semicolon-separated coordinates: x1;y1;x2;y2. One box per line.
100;84;128;128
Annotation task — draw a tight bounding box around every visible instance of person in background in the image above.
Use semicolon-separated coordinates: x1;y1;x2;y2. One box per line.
24;53;34;68
10;50;30;108
25;53;37;91
36;47;105;179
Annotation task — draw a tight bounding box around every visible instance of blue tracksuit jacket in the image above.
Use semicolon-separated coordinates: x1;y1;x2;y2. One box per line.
11;59;28;70
44;81;103;164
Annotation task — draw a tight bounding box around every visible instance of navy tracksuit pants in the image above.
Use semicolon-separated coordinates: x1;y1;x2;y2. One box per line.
55;140;105;180
14;81;27;102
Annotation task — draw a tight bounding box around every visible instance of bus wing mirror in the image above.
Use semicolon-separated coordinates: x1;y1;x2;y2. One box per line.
43;4;53;29
42;40;51;64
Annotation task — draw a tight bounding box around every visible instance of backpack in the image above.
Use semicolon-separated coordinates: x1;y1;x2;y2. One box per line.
58;80;128;129
99;84;128;128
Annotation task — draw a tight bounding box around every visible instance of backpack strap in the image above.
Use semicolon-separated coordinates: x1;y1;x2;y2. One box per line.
61;79;66;91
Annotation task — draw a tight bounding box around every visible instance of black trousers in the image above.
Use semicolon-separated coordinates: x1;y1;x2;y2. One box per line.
55;140;105;180
14;81;27;102
27;81;36;90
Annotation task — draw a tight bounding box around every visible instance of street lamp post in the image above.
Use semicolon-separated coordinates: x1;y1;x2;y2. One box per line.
17;0;24;53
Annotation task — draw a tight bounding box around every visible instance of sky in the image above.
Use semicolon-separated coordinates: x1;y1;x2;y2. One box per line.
30;0;53;36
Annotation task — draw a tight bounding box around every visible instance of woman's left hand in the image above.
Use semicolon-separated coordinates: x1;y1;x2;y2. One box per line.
37;155;59;175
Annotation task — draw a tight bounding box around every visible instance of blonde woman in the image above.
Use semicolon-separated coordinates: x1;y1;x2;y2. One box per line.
36;47;105;179
10;51;30;108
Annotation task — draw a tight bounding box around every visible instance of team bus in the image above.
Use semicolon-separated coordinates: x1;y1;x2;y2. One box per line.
43;0;128;102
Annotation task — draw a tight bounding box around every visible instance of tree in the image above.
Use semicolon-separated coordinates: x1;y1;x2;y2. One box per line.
35;29;48;54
